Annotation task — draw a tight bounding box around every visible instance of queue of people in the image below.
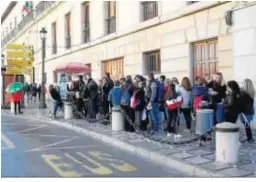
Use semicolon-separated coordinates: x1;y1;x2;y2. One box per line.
48;72;255;143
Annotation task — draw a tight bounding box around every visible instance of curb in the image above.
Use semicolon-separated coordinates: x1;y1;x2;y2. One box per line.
3;113;227;177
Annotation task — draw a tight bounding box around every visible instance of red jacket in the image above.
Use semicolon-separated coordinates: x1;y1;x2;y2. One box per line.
12;91;22;102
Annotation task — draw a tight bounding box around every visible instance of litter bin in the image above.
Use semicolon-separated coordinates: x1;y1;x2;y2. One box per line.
215;122;240;164
64;102;73;120
111;106;124;131
196;109;214;135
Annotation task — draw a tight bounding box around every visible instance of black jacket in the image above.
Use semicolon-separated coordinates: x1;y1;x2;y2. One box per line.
240;91;254;115
134;89;146;111
223;91;241;122
50;88;61;102
87;79;98;99
211;82;226;106
102;84;111;101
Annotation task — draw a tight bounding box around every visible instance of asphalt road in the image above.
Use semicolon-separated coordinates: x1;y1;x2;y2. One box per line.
1;114;188;177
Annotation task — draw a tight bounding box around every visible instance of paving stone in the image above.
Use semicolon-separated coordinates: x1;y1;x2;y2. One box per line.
171;152;195;159
137;142;167;151
239;163;256;173
127;139;147;144
156;148;181;155
188;149;214;156
184;156;211;165
201;161;231;171
219;167;253;177
240;154;256;163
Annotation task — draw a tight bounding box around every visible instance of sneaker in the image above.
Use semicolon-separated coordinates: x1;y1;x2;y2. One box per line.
174;134;182;138
167;133;173;137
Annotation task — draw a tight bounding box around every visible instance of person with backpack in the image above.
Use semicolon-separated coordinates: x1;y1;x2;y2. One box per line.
240;78;255;143
120;75;134;132
146;72;160;133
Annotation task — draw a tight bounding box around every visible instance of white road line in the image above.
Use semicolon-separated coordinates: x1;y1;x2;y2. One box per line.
2;123;45;126
10;125;48;134
1;132;15;149
10;133;70;138
25;136;79;152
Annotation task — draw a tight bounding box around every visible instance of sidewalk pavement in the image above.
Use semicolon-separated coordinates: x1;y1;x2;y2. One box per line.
2;102;256;177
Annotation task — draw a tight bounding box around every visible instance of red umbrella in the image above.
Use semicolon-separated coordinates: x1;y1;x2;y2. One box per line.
55;62;91;75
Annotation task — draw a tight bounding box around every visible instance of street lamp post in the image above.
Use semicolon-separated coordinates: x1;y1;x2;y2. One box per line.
39;28;47;109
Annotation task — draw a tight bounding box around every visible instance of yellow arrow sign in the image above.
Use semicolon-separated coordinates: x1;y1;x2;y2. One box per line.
7;51;32;59
6;44;32;50
7;59;32;67
6;67;23;74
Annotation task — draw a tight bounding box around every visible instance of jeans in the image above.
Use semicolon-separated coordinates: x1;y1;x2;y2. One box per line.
180;108;192;129
89;99;98;119
54;100;61;117
149;102;160;131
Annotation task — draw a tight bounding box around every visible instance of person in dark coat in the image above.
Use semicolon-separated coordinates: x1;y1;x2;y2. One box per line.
31;83;37;102
87;78;98;119
105;72;114;89
209;73;227;125
49;85;63;119
223;80;242;123
134;81;146;131
102;77;112;120
121;75;135;132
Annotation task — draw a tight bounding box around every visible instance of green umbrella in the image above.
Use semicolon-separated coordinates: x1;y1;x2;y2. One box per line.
6;82;24;93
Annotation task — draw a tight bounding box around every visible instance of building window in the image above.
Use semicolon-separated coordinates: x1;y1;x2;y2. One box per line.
65;12;71;49
53;71;57;83
82;1;90;43
51;22;57;54
105;1;116;35
14;17;17;28
144;50;161;74
193;39;218;80
142;1;158;21
187;1;199;5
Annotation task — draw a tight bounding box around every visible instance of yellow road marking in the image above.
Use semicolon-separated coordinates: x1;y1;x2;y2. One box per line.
42;154;83;177
89;151;137;172
76;152;113;175
1;132;15;149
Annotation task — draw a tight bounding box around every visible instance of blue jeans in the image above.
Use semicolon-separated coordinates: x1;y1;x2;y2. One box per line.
54;101;61;116
149;102;160;131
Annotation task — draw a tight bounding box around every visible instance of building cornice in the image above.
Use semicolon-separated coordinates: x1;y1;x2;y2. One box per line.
1;1;17;24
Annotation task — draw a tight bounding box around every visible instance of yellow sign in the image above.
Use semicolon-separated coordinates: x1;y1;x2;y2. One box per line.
7;51;32;58
7;59;32;67
6;44;32;50
6;67;23;74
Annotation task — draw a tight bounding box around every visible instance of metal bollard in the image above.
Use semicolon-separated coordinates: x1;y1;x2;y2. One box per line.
10;101;15;114
64;102;73;120
111;106;124;131
215;122;240;164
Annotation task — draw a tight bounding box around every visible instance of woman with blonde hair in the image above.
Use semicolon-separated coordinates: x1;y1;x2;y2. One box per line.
240;78;255;143
176;77;192;132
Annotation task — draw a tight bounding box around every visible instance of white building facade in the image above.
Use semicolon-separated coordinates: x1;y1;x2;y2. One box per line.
1;1;251;85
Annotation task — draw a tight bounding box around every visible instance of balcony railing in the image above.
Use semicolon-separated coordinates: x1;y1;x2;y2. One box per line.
105;16;116;35
65;37;71;49
36;1;55;17
17;11;34;33
52;40;57;54
1;1;56;47
83;22;90;43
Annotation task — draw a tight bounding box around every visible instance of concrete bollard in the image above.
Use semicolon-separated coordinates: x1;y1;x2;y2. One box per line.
215;122;240;164
64;102;73;120
111;106;124;131
10;101;15;114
